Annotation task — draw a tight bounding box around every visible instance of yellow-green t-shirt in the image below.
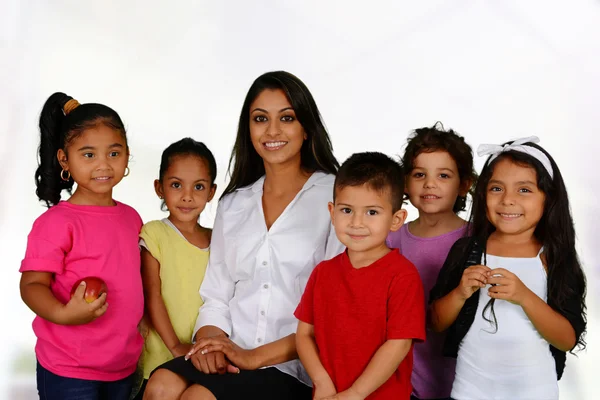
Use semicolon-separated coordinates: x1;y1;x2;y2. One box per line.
139;219;209;379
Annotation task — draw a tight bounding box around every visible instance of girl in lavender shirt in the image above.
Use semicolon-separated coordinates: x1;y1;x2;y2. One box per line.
387;123;476;400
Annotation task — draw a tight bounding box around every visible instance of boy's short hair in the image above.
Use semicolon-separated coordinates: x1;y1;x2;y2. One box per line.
334;152;404;212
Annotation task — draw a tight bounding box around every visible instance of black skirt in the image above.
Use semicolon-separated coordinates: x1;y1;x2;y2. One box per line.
153;356;312;400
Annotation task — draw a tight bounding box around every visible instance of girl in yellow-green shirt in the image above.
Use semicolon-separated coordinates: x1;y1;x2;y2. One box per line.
135;138;217;398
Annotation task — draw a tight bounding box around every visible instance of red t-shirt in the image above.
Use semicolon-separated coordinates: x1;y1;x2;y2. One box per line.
295;249;426;399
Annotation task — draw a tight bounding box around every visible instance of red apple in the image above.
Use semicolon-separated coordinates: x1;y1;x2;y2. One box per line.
70;277;108;303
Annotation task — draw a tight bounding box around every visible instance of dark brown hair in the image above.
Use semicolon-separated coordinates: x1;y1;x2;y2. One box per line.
334;152;404;212
401;122;476;212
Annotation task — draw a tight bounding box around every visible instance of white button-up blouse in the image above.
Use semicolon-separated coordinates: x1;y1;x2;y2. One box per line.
193;171;344;385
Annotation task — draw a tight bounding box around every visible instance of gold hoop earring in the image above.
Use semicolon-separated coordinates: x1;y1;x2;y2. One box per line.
124;167;130;177
60;169;71;181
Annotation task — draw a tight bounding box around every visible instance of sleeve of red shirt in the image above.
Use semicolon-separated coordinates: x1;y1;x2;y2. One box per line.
386;265;426;342
294;263;320;325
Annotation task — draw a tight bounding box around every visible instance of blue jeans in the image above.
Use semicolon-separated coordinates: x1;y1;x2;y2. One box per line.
37;361;134;400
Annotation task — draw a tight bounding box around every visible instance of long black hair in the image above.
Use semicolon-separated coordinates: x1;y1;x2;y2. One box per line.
221;71;339;198
35;92;127;207
472;141;586;350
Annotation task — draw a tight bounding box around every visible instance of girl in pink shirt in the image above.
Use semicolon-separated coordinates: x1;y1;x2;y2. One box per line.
19;93;144;400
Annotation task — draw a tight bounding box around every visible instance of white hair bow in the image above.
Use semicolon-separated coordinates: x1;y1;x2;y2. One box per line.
477;136;554;179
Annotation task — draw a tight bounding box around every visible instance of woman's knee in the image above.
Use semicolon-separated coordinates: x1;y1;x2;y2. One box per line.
143;369;188;400
180;384;216;400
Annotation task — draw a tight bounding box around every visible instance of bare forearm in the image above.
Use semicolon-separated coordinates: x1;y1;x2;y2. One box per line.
252;334;298;368
522;293;576;351
147;295;181;350
431;288;467;332
20;282;65;324
297;332;333;387
351;339;412;398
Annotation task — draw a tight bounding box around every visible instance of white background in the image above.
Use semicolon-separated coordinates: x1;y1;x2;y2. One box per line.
1;1;599;398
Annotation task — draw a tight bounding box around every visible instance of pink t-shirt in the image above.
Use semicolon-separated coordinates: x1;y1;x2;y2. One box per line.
20;201;144;381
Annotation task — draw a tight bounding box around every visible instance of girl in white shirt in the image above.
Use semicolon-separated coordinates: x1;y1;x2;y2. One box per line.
430;137;586;400
143;71;343;400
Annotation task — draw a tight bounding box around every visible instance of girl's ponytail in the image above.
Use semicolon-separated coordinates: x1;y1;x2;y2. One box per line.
35;92;76;207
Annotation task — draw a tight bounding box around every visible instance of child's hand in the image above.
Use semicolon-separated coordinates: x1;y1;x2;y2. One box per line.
313;378;336;399
487;268;533;305
456;264;491;300
170;343;192;358
59;281;108;325
322;387;364;400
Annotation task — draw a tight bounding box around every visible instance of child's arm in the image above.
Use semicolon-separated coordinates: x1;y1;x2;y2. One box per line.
430;264;490;332
141;248;190;357
297;321;336;399
20;271;108;325
327;339;412;400
488;268;576;351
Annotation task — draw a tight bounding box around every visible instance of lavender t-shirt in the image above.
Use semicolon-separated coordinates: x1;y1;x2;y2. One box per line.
387;223;468;399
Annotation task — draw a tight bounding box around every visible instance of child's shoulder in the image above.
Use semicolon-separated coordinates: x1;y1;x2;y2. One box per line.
142;219;166;230
386;223;408;246
31;202;78;226
447;235;479;259
27;203;89;239
388;250;421;278
115;201;142;218
140;219;177;238
310;252;345;276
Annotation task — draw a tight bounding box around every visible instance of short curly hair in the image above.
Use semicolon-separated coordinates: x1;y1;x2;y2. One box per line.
402;122;476;212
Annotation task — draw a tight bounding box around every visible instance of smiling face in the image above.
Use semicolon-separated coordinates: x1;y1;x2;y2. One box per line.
155;154;216;224
57;124;128;204
329;184;406;256
485;158;546;238
405;150;466;215
249;89;306;169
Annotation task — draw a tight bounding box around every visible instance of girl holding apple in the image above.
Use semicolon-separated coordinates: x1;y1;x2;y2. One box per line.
19;93;144;400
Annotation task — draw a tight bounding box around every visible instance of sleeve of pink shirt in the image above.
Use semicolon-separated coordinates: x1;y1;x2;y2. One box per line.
20;209;73;274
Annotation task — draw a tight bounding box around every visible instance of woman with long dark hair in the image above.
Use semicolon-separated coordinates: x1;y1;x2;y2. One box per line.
143;71;342;400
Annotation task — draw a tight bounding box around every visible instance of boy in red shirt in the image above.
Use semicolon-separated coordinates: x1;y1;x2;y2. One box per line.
295;152;426;400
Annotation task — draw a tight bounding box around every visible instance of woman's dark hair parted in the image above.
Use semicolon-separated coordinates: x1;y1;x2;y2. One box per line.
36;92;127;207
471;142;587;351
402;122;476;212
221;71;339;198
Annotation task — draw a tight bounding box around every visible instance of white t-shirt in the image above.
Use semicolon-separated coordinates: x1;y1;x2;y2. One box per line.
452;253;558;400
